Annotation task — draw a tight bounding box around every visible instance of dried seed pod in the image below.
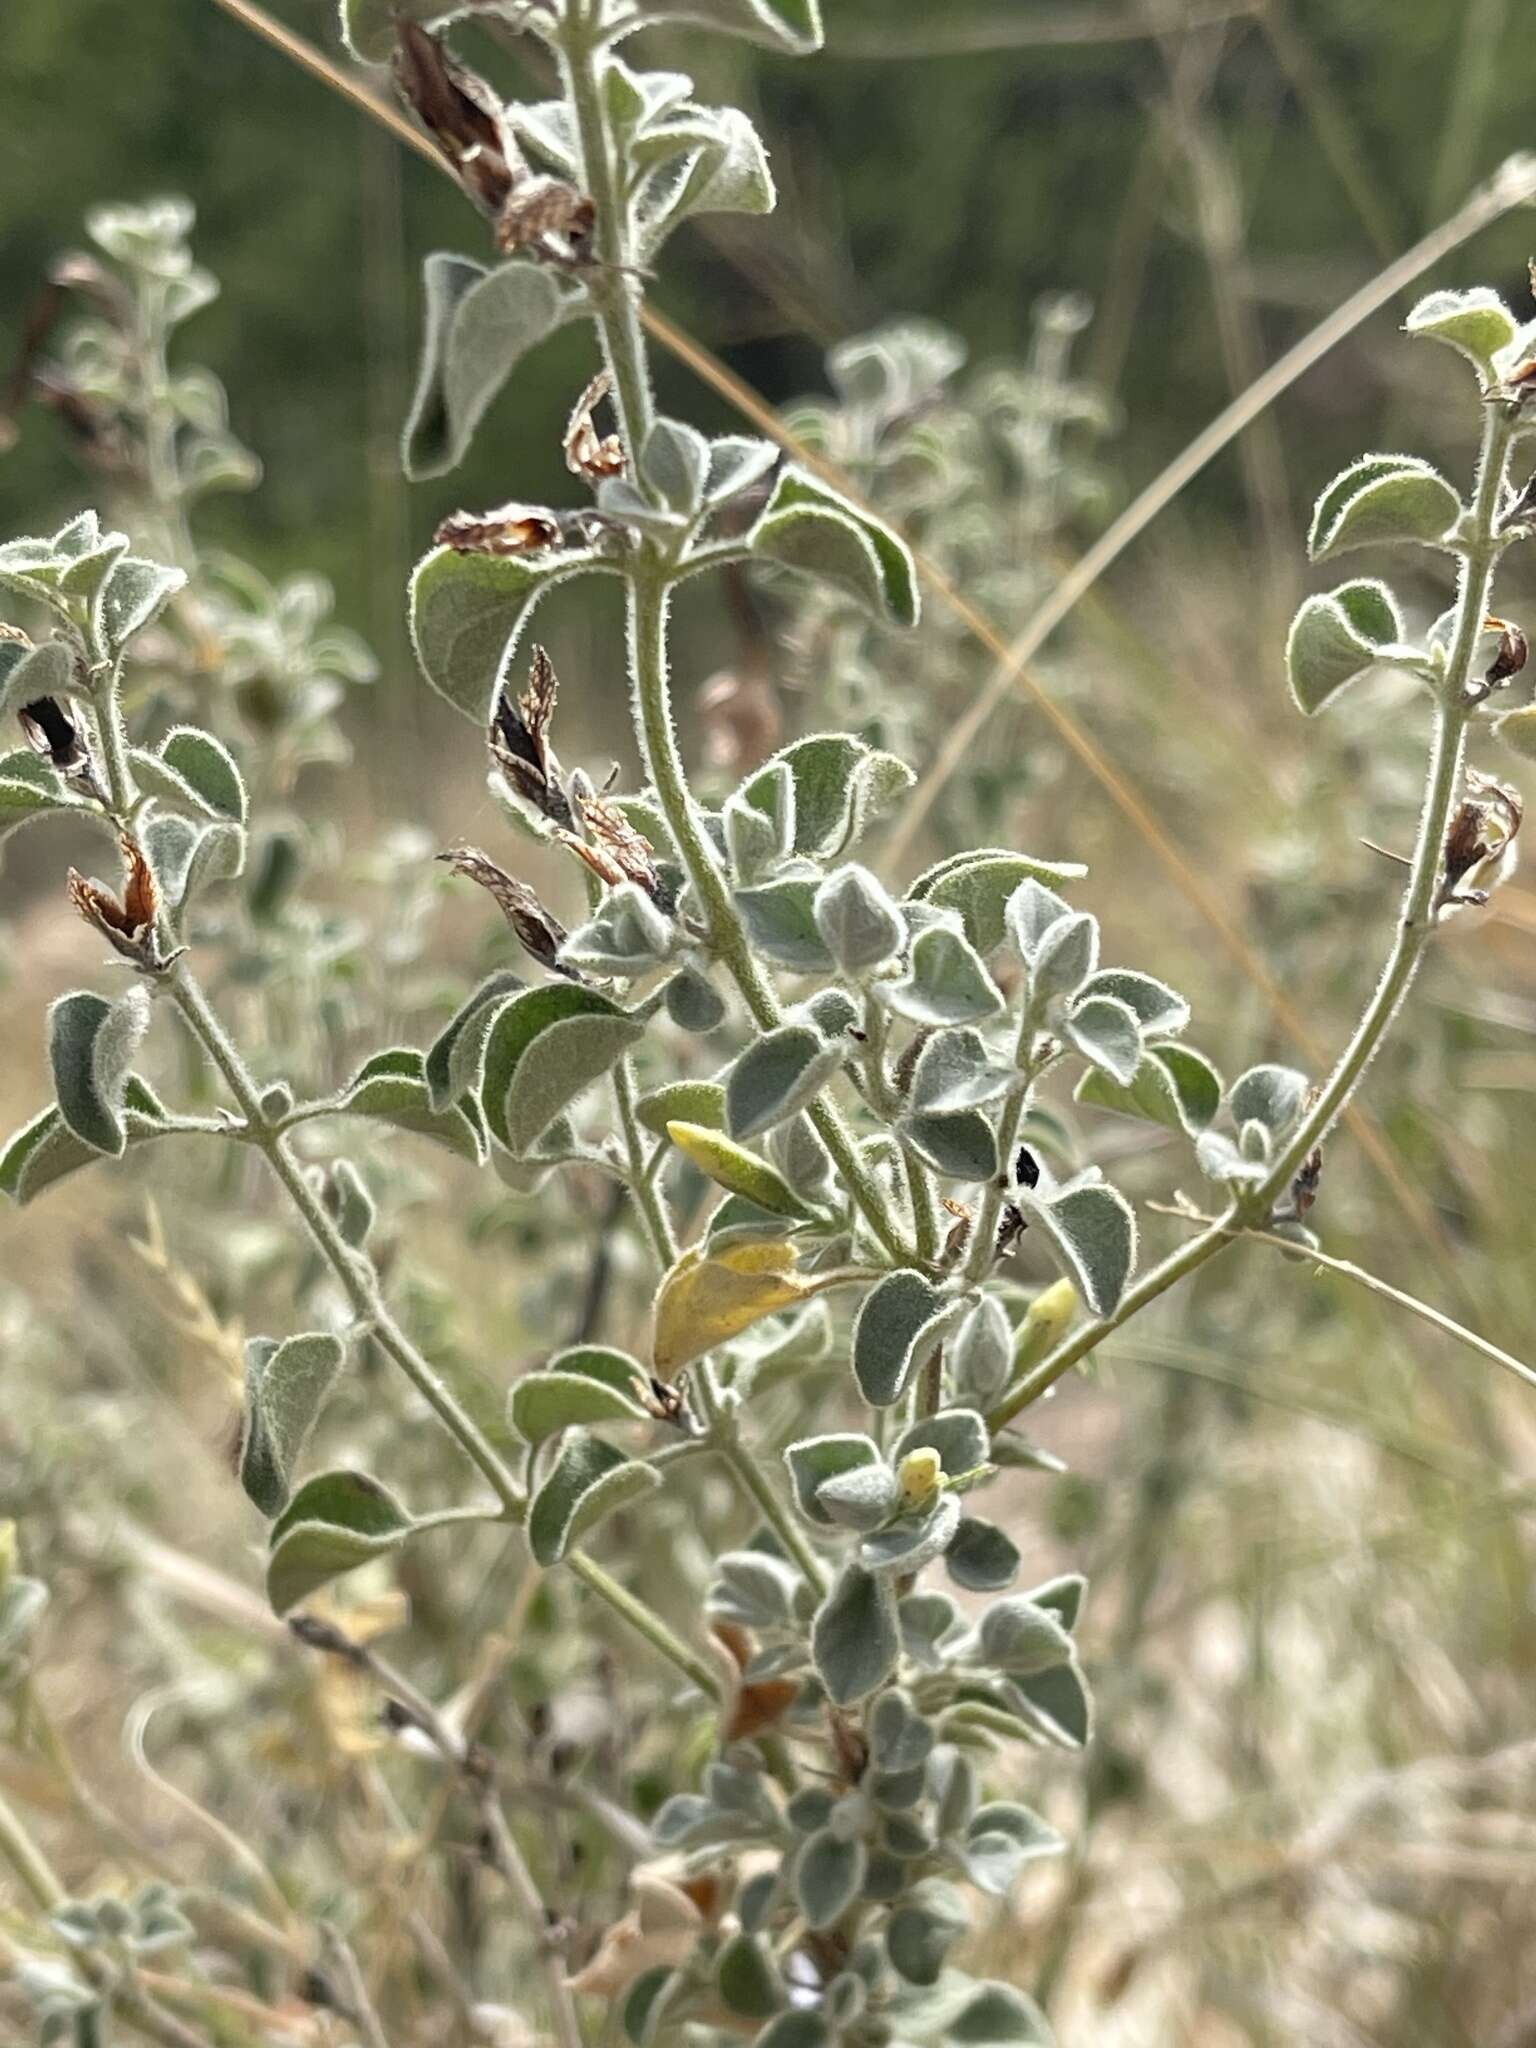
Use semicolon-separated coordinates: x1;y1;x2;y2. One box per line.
1484;615;1528;690
563;369;625;483
433;502;562;556
497;175;595;267
1438;768;1523;911
563;788;661;900
488;644;574;829
393;21;521;221
436;846;576;978
68;835;167;970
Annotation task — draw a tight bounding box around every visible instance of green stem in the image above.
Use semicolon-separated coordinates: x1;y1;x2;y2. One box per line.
989;397;1520;1433
0;1781;66;1911
567;1552;722;1697
612;1057;678;1265
965;1012;1041;1286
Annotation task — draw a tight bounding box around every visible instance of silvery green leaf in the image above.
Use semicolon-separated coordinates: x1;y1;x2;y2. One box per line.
616;0;822;56
560;883;674;977
899;1590;964;1669
1195;1128;1268;1187
424;969;525;1111
812;1562;899;1705
640;417;711;514
1029;910;1098;1007
1064;992;1141;1085
1075;1039;1221;1136
155;726;247;822
861;1496;960;1576
907;1029;1015;1115
1229;1062;1308;1137
97;557;186;651
0;537;73;619
742;732;913;861
0;637;80;720
766;1113;836;1206
748;466;918;627
57;532;129;605
885;1879;968;1988
48;988;151;1158
341;1048;487;1163
1405;286;1519;385
751;2014;830;2048
814;863;904;977
331;1159;375;1248
1307;453;1461;562
1239;1117;1272;1163
508;1366;650;1444
266;1469;414;1615
596;476;690;538
0;1079;171;1207
0;753;91;840
1024;1572;1086;1632
851;1269;964;1407
815;1462;900;1533
709;1548;804;1630
528;1430;662;1567
727;1024;841;1140
1078;968;1188;1037
944;1517;1020;1593
664;964;727;1032
963;1803;1064;1896
882;925;1004;1028
1005;876;1073;963
481;985;645;1155
794;1828;866;1930
949;1295;1011;1408
1285;578;1411;717
150;817;244;925
637;1078;726;1138
735;877;834;972
403;255;579;478
509;100;580;177
796;986;860;1040
410;543;609;722
894;1407;989;1475
1009;1661;1092;1751
639;107;776;252
725;779;791;884
1018;1178;1135;1316
240;1332;346;1517
704;435;778;507
716;1931;783;2019
899;1107;996;1182
869;1688;933;1772
785;1432;882;1527
978;1597;1076;1675
908;849;1086;956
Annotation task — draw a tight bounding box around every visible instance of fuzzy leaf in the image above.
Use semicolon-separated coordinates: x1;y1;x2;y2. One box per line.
0;638;80;721
1285;577;1408;715
894;1407;989;1474
734;877;834;973
528;1430;662;1566
158;727;247;822
480;985;644;1155
944;1516;1021;1593
0;763;90;839
886;1879;969;1988
1075;1040;1221;1135
899;1107;997;1182
664;965;728;1033
704;435;778;507
859;1495;960;1577
1012;1660;1092;1750
1005;877;1073;963
640;418;711;514
813;863;905;976
404;254;579;478
882;925;1004;1028
852;1269;964;1407
907;1028;1015;1115
98;557;185;650
667;1120;810;1218
1077;968;1188;1037
410;543;607;722
1229;1062;1308;1137
748;467;918;627
1308;453;1461;562
1064;993;1141;1085
741;732;914;861
963;1802;1064;1895
785;1433;884;1527
240;1333;346;1517
508;1369;651;1443
1029;910;1098;1007
653;1236;827;1377
794;1829;866;1931
716;1931;783;2019
979;1598;1076;1675
812;1562;899;1705
727;1024;841;1141
619;0;821;57
341;1048;486;1162
0;1080;170;1206
909;849;1086;956
1405;287;1520;385
815;1461;902;1533
1019;1180;1136;1316
48;989;150;1159
637;1080;725;1138
266;1470;413;1614
424;970;525;1112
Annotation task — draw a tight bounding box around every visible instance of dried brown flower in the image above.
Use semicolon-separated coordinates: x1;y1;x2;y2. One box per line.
497;176;595;267
19;693;92;777
563;369;625;483
559;788;661;900
436;846;576;978
488;644;574;829
1439;769;1523;911
68;835;167;969
1484;615;1528;690
433;503;562;556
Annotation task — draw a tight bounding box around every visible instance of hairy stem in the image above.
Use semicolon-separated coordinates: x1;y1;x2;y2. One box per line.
990;396;1519;1433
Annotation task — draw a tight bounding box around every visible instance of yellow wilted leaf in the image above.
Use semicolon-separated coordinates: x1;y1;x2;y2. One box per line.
653;1235;814;1379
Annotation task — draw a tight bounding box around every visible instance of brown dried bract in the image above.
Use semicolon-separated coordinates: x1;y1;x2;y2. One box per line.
437;846;576;978
497;176;595;268
433;502;561;556
393;21;522;221
488;644;574;830
1289;1147;1323;1220
563;369;625;484
19;693;91;776
563;788;661;899
1484;615;1528;690
68;835;166;969
1438;768;1523;911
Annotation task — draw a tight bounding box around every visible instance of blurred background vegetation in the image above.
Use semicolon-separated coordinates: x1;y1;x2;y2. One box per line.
4;2;1536;2043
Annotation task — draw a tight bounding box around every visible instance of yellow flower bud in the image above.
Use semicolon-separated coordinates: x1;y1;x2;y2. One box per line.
1013;1278;1078;1373
897;1447;944;1510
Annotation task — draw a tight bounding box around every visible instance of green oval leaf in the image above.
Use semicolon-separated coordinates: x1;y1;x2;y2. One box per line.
1308;454;1461;562
909;849;1087;956
424;969;526;1112
851;1269;963;1407
409;543;608;722
48;988;151;1158
1020;1179;1136;1317
480;985;644;1155
508;1369;651;1444
748;466;918;627
1285;577;1408;717
1405;287;1519;385
240;1332;346;1517
341;1047;487;1162
527;1430;662;1566
726;1024;841;1141
812;1561;899;1706
266;1469;414;1614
